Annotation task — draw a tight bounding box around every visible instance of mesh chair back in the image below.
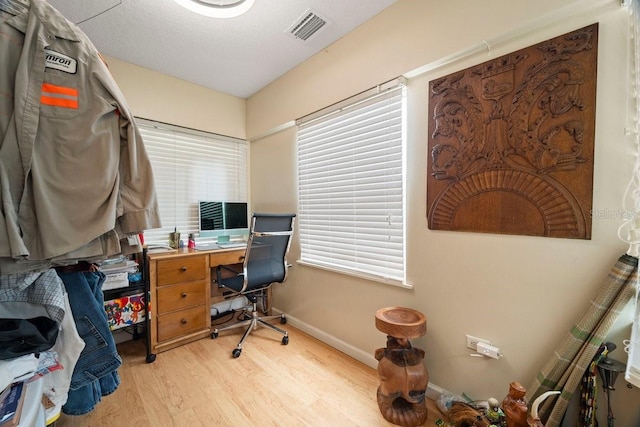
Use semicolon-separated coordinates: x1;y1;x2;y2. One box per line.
243;213;295;292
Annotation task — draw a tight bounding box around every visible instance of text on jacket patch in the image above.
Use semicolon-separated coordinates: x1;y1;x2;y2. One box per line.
44;48;77;74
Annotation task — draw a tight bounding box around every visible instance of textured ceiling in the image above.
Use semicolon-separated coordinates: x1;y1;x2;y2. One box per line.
47;0;397;98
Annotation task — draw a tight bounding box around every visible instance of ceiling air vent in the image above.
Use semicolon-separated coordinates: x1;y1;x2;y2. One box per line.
287;9;329;41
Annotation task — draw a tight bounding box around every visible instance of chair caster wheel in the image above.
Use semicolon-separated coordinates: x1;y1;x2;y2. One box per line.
146;353;156;363
232;348;242;358
282;336;289;345
280;316;287;325
211;331;219;339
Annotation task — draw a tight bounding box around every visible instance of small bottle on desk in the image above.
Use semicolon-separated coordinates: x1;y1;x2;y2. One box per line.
188;233;196;249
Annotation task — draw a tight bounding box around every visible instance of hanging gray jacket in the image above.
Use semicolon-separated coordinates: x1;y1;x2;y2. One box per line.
0;0;161;274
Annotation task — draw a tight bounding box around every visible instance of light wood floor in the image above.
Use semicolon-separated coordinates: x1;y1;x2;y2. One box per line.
55;325;443;426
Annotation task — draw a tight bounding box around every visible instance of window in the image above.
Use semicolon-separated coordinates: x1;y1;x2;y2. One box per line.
136;118;248;245
296;78;407;286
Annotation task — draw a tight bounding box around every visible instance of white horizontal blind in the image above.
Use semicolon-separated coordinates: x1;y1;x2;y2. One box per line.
297;83;405;283
136;118;247;245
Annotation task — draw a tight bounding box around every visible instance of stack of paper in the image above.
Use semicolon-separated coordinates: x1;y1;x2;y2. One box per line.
100;260;139;290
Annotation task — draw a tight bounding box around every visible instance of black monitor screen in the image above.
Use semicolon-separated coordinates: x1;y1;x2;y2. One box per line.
223;202;249;229
199;201;248;231
199;201;224;231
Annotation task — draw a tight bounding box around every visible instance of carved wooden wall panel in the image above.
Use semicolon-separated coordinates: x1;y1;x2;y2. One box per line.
427;24;598;239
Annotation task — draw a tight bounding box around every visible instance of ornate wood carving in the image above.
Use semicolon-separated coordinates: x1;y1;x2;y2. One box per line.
427;24;598;239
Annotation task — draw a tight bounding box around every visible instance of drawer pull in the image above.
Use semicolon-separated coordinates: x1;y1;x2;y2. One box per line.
181;318;188;325
181;292;187;298
180;266;188;272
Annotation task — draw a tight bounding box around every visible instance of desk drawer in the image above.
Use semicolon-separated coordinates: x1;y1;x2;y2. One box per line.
157;305;207;342
210;250;245;267
157;256;207;286
157;281;207;314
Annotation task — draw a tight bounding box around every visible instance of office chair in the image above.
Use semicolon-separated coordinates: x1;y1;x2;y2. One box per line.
211;213;296;358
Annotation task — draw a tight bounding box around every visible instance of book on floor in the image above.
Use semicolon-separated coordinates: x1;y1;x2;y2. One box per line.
0;382;25;427
0;386;11;409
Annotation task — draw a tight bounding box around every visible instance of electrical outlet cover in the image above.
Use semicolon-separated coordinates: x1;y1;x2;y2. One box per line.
466;334;491;351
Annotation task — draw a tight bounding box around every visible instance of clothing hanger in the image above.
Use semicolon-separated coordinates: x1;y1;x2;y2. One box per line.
75;0;122;25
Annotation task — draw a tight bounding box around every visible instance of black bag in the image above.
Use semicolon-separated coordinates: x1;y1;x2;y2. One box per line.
0;317;59;359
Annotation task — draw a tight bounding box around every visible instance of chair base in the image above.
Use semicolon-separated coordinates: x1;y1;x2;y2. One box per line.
211;300;289;358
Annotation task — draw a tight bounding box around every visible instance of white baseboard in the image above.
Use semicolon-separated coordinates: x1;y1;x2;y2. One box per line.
275;308;447;401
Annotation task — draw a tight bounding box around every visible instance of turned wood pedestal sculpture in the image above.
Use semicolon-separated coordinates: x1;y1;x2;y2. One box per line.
375;307;429;427
502;381;528;427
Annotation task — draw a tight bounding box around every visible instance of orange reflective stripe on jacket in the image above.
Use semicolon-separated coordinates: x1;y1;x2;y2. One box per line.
41;83;78;109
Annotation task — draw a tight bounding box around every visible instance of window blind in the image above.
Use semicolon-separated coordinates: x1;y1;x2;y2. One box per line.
296;80;406;284
136;118;248;245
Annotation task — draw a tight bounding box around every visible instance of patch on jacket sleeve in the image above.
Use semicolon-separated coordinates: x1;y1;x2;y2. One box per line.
41;83;78;109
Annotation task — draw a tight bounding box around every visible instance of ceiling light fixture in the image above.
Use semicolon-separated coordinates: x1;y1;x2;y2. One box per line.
173;0;255;18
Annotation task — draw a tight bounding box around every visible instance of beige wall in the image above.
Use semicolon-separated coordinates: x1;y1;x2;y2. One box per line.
104;56;246;139
247;0;640;426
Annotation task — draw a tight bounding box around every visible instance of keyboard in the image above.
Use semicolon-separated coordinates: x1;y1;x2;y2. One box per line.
193;243;219;250
217;242;247;249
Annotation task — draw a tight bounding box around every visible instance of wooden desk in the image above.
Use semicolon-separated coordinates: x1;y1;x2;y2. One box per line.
147;247;245;354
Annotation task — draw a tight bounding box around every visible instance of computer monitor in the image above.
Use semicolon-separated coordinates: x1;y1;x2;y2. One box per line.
198;201;249;242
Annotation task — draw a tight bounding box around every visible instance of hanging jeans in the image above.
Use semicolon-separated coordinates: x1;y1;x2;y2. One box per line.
56;270;122;415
